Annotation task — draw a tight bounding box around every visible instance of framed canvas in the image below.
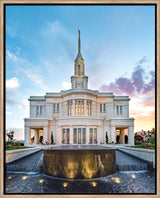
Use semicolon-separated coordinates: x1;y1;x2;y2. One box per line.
0;1;159;198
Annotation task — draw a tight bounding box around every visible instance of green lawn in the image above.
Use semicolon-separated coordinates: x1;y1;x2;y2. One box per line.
6;146;32;150
127;144;155;150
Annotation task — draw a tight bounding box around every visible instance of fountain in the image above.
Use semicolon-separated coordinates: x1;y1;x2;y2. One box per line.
43;145;116;179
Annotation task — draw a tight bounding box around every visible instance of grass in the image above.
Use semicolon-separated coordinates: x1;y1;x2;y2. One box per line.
127;144;155;150
6;146;32;150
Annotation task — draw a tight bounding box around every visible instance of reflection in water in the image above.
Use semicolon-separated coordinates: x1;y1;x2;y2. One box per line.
63;160;78;179
81;156;97;178
131;174;136;179
63;182;68;187
44;148;116;179
22;176;29;180
111;177;121;183
91;181;97;187
6;171;155;193
39;179;44;183
96;155;104;175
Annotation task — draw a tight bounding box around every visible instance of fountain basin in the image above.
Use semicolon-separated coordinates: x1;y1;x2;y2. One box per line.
43;145;116;179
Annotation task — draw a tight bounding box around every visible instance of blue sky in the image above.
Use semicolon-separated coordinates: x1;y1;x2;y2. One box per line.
5;5;155;140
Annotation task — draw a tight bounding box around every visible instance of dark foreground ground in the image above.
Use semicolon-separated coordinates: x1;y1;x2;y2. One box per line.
5;150;156;194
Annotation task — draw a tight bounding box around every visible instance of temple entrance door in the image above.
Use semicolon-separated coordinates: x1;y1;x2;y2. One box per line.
62;128;70;144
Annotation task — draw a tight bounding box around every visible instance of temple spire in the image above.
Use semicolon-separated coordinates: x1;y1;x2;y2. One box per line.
71;29;88;89
78;29;81;53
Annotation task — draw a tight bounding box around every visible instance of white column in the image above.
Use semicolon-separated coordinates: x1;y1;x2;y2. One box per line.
96;127;100;144
43;126;48;144
86;126;89;144
128;126;134;145
58;126;62;144
24;126;31;146
110;126;116;143
34;129;38;144
121;129;125;144
70;127;73;144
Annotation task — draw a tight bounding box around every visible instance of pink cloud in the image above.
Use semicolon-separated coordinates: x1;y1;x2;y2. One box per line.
99;62;155;97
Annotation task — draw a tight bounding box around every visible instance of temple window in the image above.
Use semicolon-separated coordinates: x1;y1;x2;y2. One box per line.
103;104;106;112
116;106;123;114
62;128;70;144
73;128;86;144
100;104;102;112
78;65;80;75
40;106;43;114
89;128;97;144
76;83;82;88
36;106;39;114
36;106;42;114
75;100;84;116
53;104;56;112
100;103;106;112
68;101;73;116
86;101;91;116
53;103;60;112
57;103;59;112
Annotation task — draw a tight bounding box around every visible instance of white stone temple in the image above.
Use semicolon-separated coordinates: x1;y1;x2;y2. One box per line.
24;30;134;146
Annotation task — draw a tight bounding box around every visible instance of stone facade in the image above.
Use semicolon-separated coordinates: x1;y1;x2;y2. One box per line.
24;30;134;146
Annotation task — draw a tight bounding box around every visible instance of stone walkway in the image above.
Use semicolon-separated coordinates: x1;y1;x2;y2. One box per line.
5;171;155;193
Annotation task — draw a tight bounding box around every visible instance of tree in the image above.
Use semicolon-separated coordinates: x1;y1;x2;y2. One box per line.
106;132;108;144
51;134;54;144
6;130;14;142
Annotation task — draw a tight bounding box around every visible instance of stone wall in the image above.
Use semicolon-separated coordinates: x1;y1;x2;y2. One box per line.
6;147;41;163
118;147;155;168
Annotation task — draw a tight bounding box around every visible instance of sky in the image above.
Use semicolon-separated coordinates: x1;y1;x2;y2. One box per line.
5;5;155;140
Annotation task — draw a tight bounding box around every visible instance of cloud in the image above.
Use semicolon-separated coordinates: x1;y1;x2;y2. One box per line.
6;88;29;110
143;71;155;94
6;49;48;91
25;70;47;90
6;25;17;38
138;56;148;64
99;63;155;97
99;57;155;131
44;21;64;36
6;77;20;88
99;77;135;97
131;65;144;93
62;81;71;90
6;98;22;108
6;50;17;62
6;111;12;115
41;21;76;60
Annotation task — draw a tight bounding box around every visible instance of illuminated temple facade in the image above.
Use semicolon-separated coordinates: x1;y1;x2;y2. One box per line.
24;30;134;146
